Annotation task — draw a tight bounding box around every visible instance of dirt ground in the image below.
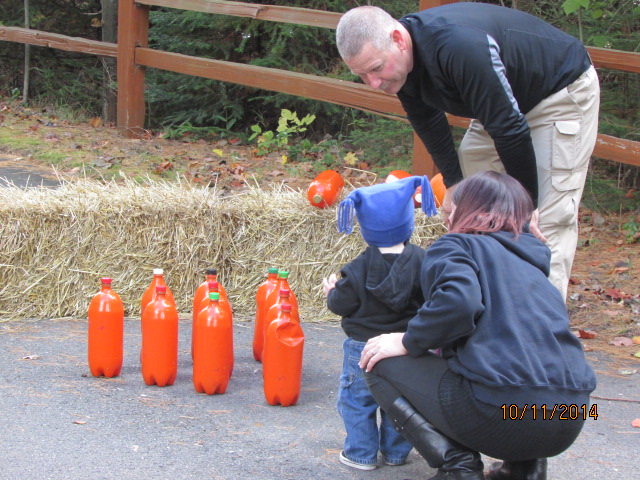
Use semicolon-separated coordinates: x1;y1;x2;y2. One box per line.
1;101;639;366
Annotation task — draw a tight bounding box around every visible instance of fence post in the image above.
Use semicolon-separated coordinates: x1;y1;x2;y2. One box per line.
411;0;458;175
117;0;149;138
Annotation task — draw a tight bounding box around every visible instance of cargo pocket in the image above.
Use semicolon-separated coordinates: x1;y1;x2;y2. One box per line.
551;121;582;191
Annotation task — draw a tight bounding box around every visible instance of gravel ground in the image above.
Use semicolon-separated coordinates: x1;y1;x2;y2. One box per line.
0;316;638;480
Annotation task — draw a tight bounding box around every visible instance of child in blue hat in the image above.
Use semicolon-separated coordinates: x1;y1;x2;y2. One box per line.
322;175;438;470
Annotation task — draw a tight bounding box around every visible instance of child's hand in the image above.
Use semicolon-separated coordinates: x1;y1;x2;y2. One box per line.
322;274;338;297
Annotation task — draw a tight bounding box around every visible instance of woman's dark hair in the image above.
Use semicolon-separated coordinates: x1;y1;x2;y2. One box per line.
448;171;534;236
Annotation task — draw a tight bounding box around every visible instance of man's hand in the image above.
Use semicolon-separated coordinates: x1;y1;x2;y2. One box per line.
529;209;547;243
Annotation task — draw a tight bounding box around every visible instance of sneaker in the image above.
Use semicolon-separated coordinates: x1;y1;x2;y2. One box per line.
339;450;377;471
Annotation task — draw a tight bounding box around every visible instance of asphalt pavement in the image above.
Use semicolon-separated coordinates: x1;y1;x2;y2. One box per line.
0;316;638;480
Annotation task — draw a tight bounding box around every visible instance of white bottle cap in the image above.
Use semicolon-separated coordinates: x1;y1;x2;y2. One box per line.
153;268;164;275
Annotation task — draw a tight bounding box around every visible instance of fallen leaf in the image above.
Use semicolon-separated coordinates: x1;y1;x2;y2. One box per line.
604;288;625;300
343;152;358;166
610;337;634;347
632;418;640;428
89;117;102;128
634;351;640;358
280;155;288;165
624;189;635;199
212;149;223;157
155;161;173;174
577;329;597;339
358;161;369;171
632;336;640;345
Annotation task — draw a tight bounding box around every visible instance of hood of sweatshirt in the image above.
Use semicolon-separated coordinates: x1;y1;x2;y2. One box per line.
486;231;551;277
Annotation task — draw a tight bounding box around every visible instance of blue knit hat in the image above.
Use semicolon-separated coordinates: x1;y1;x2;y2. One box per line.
337;175;437;247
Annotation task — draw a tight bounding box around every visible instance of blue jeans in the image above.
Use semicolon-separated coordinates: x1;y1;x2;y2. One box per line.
337;338;413;465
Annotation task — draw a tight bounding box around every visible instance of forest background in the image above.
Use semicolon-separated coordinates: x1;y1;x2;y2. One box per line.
0;0;638;193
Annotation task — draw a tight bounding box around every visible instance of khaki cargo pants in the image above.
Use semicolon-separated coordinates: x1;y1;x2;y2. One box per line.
457;66;600;300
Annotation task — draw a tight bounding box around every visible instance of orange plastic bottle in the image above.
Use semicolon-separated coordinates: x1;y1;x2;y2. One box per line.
253;267;279;361
307;170;344;208
263;303;305;407
141;268;175;317
192;271;230;359
193;292;233;395
263;288;300;350
141;285;178;387
194;281;234;376
88;277;124;378
259;270;299;362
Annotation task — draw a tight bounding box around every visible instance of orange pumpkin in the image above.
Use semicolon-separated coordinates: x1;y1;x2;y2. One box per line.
307;170;344;208
430;173;446;208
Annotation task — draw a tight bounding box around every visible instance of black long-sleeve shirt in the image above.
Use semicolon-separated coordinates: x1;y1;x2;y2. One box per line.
397;3;592;205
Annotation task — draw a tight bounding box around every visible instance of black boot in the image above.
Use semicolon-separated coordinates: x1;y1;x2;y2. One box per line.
387;397;484;480
486;458;547;480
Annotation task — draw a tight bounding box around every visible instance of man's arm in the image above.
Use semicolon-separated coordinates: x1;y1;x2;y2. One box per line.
398;96;463;189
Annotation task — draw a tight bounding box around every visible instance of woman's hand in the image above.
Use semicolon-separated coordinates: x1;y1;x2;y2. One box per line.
322;273;337;297
359;333;408;372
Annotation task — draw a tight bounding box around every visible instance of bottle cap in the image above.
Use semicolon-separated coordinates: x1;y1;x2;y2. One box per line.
280;289;290;297
268;267;279;274
278;270;289;278
281;303;292;313
153;268;163;275
208;281;219;290
206;268;217;275
156;285;167;294
209;292;220;301
312;194;323;204
101;277;112;284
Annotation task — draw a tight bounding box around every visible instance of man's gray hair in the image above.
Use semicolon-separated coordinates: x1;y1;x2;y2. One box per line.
336;6;399;60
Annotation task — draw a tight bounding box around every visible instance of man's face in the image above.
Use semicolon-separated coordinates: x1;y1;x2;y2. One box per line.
345;41;410;95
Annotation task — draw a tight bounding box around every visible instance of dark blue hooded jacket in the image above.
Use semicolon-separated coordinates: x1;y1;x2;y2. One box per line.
402;231;596;407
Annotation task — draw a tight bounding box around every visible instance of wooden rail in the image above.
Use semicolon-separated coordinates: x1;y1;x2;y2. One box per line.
1;0;638;171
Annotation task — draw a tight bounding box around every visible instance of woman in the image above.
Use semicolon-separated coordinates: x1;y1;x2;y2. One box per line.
360;171;596;480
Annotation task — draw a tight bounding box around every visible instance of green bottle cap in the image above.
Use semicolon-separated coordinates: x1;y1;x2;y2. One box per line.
209;292;220;301
268;267;279;274
278;270;289;278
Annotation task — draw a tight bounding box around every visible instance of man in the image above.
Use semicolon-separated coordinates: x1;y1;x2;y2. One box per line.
336;3;600;300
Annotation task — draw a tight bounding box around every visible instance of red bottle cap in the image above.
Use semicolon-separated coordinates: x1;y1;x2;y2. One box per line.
208;281;219;290
101;277;112;284
156;285;167;294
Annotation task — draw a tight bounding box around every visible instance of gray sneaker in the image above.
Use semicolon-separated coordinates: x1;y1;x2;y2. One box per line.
339;450;377;471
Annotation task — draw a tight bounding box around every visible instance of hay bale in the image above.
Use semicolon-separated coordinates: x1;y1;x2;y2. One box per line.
0;179;446;322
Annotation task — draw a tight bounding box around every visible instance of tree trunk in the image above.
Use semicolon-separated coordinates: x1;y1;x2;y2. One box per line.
23;0;30;103
101;0;118;123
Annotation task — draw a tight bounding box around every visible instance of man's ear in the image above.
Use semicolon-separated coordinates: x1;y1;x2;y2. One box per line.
391;29;406;50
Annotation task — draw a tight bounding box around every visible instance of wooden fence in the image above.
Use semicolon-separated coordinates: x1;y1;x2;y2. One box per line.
1;0;639;174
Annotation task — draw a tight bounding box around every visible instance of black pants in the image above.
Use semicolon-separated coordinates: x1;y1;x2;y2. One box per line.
365;354;588;461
